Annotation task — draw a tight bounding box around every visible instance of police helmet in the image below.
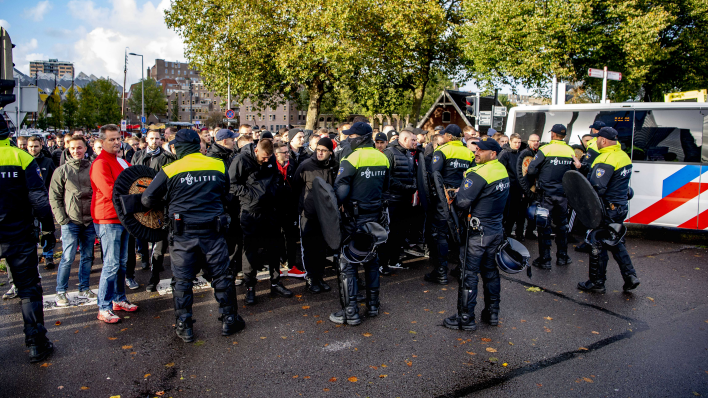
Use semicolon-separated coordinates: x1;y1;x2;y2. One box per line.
495;238;530;274
627;187;634;200
587;223;627;247
342;222;389;263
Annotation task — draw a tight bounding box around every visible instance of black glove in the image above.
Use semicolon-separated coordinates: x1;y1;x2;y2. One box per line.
39;216;55;234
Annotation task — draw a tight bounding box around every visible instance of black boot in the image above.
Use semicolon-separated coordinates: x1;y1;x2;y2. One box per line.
331;271;361;325
22;297;51;363
29;339;53;363
271;282;293;298
578;245;606;293
443;314;476;331
366;289;380;317
577;280;606;293
330;305;361;325
481;309;499;326
556;252;572;266
533;237;552;269
319;279;332;292
450;266;461;279
622;275;640;292
532;256;551;269
424;266;449;285
221;313;246;336
245;287;256;305
44;259;55;270
175;318;195;343
305;277;322;294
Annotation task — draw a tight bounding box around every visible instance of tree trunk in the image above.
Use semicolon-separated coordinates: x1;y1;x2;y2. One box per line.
305;80;324;130
411;77;429;125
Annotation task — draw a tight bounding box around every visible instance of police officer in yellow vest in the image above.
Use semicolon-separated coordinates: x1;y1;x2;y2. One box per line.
445;137;509;331
0;119;55;363
142;130;244;342
526;124;575;269
577;127;639;293
425;124;475;285
331;122;390;326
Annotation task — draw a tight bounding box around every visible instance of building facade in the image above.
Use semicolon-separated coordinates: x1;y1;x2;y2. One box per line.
29;59;74;78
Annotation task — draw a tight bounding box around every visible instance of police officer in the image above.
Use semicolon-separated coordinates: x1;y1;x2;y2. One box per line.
142;129;245;342
577;127;639;293
526;124;575;269
445;137;509;331
579;121;606;176
516;133;541;240
331;122;390;325
0;119;55;362
425;124;475;285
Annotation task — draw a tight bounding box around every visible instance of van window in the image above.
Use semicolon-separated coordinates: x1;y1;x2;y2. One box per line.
632;110;704;163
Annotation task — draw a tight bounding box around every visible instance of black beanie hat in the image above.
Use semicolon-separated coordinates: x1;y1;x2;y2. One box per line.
316;137;334;152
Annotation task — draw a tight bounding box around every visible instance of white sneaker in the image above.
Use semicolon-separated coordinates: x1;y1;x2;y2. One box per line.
77;289;97;299
55;293;69;307
125;278;139;290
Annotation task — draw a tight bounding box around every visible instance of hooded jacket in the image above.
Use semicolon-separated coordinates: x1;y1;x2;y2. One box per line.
228;143;279;215
49;158;93;226
383;141;416;202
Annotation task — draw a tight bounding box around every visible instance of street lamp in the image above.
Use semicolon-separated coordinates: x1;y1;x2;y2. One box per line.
128;52;144;132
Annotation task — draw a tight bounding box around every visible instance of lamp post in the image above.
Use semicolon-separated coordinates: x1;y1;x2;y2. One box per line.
128;52;144;132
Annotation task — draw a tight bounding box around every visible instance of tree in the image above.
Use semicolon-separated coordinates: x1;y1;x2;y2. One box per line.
461;0;708;102
36;113;49;131
165;0;381;130
46;90;63;130
127;78;168;119
77;79;121;129
170;99;179;122
62;86;80;130
206;111;223;129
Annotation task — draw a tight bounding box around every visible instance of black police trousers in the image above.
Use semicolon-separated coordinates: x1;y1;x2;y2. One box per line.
240;211;280;287
379;200;412;268
338;214;380;310
299;214;329;282
169;229;237;322
427;198;453;270
538;194;569;258
1;234;48;346
589;205;636;284
503;185;526;238
458;231;502;317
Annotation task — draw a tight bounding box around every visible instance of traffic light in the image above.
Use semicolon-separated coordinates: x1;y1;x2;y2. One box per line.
465;96;476;117
0;27;15;108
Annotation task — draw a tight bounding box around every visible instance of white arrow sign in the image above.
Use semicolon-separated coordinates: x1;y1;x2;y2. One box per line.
588;68;604;78
606;71;622;81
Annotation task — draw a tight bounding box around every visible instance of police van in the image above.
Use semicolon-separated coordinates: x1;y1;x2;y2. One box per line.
503;102;707;230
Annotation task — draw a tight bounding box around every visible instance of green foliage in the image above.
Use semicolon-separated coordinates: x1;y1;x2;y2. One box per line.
47;91;63;129
128;78;168;118
77;79;121;129
62;87;80;130
170;99;179;122
462;0;708;102
36;113;49;130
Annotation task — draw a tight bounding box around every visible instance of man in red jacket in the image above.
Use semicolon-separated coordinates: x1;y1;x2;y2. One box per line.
90;124;139;324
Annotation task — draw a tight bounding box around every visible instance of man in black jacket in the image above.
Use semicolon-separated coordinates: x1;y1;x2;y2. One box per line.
379;128;417;275
293;137;338;293
229;140;292;305
498;133;524;239
27;136;57;270
287;128;309;170
515;133;541;240
132;130;177;290
274;142;304;277
51;133;65;167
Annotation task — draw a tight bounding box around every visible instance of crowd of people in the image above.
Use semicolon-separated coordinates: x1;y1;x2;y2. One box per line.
0;116;638;362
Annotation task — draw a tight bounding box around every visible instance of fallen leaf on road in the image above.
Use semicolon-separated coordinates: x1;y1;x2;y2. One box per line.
122;345;132;350
591;331;600;335
488;357;498;363
369;365;378;370
260;337;267;339
502;363;508;367
295;294;303;298
509;342;514;345
520;320;527;323
578;347;588;351
405;360;412;367
144;374;150;378
54;321;61;326
536;384;543;387
466;351;476;355
381;364;388;368
57;386;63;390
302;306;310;310
304;376;311;379
80;386;89;390
194;340;205;346
40;363;51;367
108;337;117;340
544;316;553;320
486;347;497;353
293;375;299;379
348;376;358;382
362;332;372;337
323;388;330;391
409;331;417;334
298;331;305;334
525;286;542;292
156;392;165;396
583;377;593;383
329;377;337;382
379;374;388;378
74;330;79;334
110;396;120;398
438;311;445;314
165;363;175;367
120;328;127;332
647;297;655;301
317;320;323;324
481;338;492;342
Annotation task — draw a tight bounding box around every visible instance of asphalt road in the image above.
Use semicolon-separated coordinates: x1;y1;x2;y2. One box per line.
0;234;707;398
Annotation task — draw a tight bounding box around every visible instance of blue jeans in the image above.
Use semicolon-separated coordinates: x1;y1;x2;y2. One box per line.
56;223;96;293
95;223;129;310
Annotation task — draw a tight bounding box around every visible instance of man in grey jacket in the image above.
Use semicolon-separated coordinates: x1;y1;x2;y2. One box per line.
49;136;97;307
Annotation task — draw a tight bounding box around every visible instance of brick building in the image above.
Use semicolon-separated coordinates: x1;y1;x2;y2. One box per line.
29;59;74;78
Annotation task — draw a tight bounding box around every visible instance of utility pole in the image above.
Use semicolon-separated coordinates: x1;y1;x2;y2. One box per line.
128;52;144;132
121;48;127;117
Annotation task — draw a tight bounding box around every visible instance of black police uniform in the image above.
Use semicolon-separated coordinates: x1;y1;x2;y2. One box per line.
498;144;524;238
446;157;509;330
380;139;416;273
142;131;244;341
578;134;639;293
0;137;54;362
292;154;339;293
331;131;390;325
132;147;177;289
516;145;539;239
229;143;292;304
426;133;474;284
526;126;575;268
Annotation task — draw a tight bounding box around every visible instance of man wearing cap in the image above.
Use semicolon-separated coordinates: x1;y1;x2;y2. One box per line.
288;128;309;170
380;128;418;275
331;122;390;325
425;124;475;285
445;137;509;331
293;137;338;293
578;121;606;176
229;139;293;305
207;129;243;279
577;127;639;294
132;130;177;290
142;129;245;342
374;132;388;152
526;124;576;269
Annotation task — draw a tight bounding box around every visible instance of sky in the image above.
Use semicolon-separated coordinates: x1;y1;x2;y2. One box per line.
0;0;529;97
0;0;186;90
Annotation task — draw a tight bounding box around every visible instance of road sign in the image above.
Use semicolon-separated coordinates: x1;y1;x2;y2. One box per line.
121;120;127;131
225;109;235;119
141;128;147;134
493;107;507;117
194;120;201;125
588;68;604;78
478;111;492;126
141;116;146;124
606;71;622;81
